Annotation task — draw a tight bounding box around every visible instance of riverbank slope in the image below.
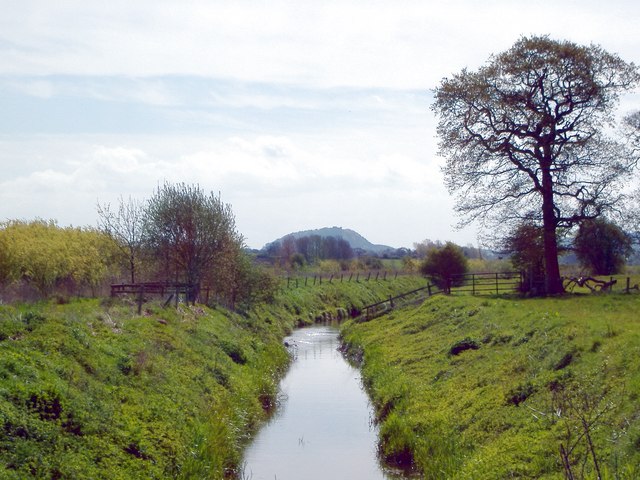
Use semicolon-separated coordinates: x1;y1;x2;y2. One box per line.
0;275;426;479
341;293;640;479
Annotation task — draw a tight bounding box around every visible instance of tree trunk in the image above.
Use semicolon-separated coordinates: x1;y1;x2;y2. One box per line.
541;165;565;295
130;254;135;284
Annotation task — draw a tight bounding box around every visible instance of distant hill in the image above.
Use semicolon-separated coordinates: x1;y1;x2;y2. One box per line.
266;227;394;255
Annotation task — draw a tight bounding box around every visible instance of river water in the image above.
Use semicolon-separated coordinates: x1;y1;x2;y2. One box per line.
241;325;397;480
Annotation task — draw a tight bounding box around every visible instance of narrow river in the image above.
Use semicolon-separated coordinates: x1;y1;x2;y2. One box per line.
242;325;398;480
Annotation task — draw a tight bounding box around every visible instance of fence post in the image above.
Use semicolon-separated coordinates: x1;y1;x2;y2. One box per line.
356;272;360;282
389;295;394;309
428;283;432;296
472;274;476;296
287;277;291;289
375;272;379;281
626;277;631;294
329;274;333;284
367;272;371;281
495;273;499;295
395;271;398;279
349;273;353;282
137;284;144;315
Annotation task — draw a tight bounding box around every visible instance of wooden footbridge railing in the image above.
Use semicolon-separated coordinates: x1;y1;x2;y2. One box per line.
110;282;207;313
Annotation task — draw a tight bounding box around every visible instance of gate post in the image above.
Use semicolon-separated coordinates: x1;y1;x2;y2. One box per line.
137;284;144;315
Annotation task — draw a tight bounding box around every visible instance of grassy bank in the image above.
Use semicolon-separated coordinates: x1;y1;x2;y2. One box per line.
341;293;640;479
0;275;426;479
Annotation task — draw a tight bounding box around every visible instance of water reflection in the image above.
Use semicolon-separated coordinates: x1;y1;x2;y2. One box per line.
242;325;396;480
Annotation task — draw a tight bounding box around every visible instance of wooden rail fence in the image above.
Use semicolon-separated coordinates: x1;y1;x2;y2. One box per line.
362;284;441;320
360;271;523;321
447;271;523;295
285;270;411;288
110;282;209;313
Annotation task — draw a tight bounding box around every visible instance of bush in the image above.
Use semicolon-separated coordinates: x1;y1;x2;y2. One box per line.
420;242;468;290
574;218;632;275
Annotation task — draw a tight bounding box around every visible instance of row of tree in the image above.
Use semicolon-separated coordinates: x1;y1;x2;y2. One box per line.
264;234;355;268
0;183;276;309
414;218;636;293
506;219;634;279
97;182;275;309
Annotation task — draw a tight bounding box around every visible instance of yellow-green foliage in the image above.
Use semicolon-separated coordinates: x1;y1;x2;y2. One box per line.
0;220;119;296
342;293;640;479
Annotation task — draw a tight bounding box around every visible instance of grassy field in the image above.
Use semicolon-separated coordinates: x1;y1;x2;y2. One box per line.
0;275;426;479
341;292;640;479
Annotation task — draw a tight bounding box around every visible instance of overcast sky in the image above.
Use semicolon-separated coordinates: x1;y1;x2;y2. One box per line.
1;1;639;249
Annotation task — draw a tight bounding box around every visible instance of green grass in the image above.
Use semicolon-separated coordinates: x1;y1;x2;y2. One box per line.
341;292;640;479
0;275;426;479
0;299;291;479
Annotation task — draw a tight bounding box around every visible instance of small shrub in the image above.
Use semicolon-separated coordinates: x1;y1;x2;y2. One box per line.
420;242;468;290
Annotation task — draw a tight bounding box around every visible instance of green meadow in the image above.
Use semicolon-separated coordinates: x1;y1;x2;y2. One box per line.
341;292;640;479
0;276;426;479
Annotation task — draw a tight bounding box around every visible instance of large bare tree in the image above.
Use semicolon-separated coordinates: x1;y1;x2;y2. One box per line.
433;36;639;294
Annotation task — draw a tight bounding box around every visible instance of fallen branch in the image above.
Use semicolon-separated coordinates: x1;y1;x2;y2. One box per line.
564;276;617;293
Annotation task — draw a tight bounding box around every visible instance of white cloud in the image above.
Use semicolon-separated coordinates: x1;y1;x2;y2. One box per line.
2;1;638;89
1;1;636;249
0;133;461;247
8;79;56;98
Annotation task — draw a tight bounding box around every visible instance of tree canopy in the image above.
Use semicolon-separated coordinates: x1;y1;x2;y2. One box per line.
433;36;640;294
144;183;243;300
0;220;118;297
574;218;632;275
420;242;468;290
504;223;545;278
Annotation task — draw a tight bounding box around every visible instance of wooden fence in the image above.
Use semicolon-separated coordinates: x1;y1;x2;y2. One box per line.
110;282;209;313
284;270;409;288
362;284;442;320
359;271;522;321
448;271;523;295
